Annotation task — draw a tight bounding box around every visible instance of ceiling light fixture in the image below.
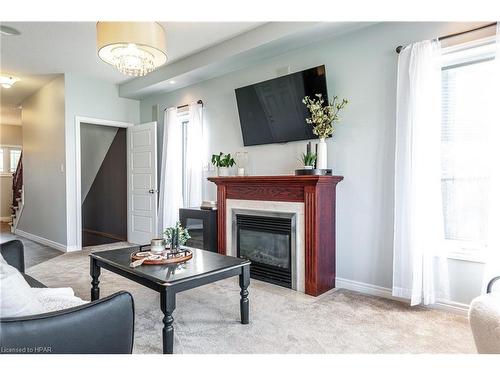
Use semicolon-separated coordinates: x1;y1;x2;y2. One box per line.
96;22;167;77
0;75;20;89
0;25;21;36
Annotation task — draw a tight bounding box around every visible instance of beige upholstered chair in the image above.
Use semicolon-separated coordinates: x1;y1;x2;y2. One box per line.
469;276;500;354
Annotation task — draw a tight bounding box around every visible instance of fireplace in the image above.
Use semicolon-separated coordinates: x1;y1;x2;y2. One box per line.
209;176;343;296
234;210;296;289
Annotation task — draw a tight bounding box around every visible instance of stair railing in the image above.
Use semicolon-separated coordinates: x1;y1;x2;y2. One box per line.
12;152;23;207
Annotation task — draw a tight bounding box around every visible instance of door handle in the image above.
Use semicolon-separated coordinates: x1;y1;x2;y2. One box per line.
149;189;157;194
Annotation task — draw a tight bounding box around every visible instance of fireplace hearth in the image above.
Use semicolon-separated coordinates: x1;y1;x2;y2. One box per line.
235;212;296;289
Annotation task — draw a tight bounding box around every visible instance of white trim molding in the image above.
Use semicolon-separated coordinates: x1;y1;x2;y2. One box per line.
70;116;133;251
335;277;469;316
14;229;67;253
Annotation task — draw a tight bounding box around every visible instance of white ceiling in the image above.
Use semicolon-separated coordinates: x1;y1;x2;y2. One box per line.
0;74;57;106
0;22;373;118
0;21;264;116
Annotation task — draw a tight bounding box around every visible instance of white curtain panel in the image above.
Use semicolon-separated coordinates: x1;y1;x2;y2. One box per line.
393;39;450;306
158;107;183;233
482;23;500;293
185;102;204;208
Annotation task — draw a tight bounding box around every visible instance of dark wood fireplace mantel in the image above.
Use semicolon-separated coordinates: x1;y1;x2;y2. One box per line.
208;175;343;296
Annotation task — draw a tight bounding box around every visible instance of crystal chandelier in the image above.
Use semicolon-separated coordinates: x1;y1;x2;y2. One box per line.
97;22;167;77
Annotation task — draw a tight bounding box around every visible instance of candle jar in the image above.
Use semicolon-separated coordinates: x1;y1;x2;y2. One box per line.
235;152;249;176
150;238;165;254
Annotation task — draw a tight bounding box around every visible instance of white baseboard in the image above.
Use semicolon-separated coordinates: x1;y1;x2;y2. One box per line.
14;229;67;253
336;277;404;301
335;277;469;316
65;245;81;252
432;300;470;315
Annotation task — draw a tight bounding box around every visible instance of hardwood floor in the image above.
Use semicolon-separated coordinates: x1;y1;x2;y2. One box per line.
0;222;62;268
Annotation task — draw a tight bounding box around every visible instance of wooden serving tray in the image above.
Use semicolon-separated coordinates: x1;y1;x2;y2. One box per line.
130;249;193;265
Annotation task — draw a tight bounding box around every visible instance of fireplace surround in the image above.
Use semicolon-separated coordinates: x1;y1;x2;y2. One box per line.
208;175;343;296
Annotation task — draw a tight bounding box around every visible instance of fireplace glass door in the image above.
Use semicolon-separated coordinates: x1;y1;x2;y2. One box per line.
236;214;292;288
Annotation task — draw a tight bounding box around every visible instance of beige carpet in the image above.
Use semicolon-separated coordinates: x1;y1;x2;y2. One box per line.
26;248;476;354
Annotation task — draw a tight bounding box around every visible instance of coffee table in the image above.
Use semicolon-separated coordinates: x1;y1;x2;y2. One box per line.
89;246;251;354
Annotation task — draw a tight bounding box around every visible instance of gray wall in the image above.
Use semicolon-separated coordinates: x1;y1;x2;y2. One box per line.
139;22;485;304
0;124;23;145
15;73;140;249
65;73;140;249
80;123;118;200
18;75;67;244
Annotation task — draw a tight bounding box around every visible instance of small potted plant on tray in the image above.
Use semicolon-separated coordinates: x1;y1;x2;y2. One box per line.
211;152;236;176
164;221;191;252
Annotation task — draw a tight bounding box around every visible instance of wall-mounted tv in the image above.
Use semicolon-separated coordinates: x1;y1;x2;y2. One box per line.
235;65;328;146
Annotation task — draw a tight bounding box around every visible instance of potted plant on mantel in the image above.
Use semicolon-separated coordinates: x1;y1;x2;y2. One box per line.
211;152;236;176
302;93;348;170
301;151;317;170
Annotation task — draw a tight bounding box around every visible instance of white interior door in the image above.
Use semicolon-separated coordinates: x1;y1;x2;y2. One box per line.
127;122;158;245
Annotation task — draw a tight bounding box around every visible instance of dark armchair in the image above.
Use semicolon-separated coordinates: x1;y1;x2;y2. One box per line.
0;240;135;354
487;276;500;294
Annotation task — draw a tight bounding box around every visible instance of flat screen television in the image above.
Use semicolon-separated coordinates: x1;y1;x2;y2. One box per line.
235;65;328;146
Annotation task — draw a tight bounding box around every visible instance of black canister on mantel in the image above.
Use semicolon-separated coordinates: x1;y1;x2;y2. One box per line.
295;168;332;176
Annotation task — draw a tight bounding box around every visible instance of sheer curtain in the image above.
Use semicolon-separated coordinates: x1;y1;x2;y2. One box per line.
482;23;500;293
393;39;450;306
185;102;203;208
158;107;183;233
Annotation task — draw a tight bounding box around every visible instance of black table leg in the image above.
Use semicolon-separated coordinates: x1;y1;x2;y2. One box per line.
90;258;101;301
160;288;176;354
239;264;250;324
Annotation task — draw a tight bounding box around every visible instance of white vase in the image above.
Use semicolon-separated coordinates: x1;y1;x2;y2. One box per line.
218;167;230;176
316;138;327;170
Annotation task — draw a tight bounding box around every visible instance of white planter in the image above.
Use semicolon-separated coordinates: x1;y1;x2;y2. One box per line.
303;165;313;170
218;167;230;176
316;138;328;169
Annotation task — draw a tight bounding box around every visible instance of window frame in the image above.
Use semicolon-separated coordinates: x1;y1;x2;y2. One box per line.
9;149;21;173
177;110;190;208
440;36;496;263
0;145;22;177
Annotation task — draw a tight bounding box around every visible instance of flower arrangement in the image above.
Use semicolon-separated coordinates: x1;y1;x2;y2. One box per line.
164;221;191;250
302;94;348;139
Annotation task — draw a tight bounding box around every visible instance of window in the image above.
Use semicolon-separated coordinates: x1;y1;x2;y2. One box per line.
179;113;189;208
440;38;496;261
0;146;21;176
9;149;21;173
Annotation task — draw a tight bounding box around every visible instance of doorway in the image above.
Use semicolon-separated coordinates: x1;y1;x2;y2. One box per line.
80;123;127;247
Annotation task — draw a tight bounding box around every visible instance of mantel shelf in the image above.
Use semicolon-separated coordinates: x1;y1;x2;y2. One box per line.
208;175;344;185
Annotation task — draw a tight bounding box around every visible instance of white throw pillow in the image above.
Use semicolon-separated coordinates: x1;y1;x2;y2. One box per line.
32;287;86;312
0;261;45;318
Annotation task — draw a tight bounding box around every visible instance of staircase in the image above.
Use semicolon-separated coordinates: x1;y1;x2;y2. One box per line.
10;153;23;233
